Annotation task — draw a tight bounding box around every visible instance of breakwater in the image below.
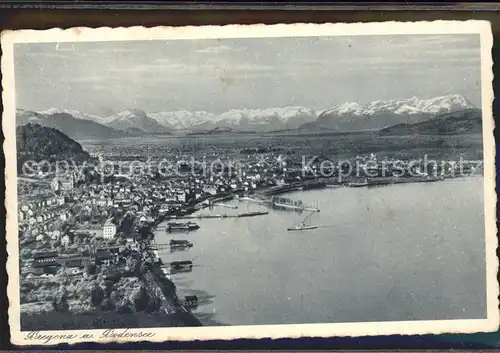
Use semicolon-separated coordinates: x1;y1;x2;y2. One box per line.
175;211;269;219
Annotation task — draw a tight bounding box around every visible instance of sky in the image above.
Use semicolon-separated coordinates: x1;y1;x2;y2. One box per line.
14;34;481;116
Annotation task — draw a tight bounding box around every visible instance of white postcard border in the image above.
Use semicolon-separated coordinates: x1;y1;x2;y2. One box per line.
2;21;498;345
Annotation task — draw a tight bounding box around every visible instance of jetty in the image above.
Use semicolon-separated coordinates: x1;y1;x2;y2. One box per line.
344;176;445;188
201;199;239;210
240;192;320;213
272;202;320;212
148;240;193;251
169;239;193;248
177;211;269;219
170;260;193;270
238;196;269;205
271;196;320;212
169;260;194;274
156;221;200;232
212;194;234;203
212;203;238;209
260;184;303;196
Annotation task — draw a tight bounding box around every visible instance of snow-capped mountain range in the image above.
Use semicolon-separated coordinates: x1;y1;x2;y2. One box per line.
17;94;476;138
321;94;472;117
38;108;104;123
303;94;476;131
149;106;318;132
102;109;169;134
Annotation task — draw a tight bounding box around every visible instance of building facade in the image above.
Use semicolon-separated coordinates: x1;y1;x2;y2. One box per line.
102;218;117;239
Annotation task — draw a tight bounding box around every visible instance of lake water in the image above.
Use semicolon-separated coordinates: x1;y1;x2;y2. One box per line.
154;177;486;326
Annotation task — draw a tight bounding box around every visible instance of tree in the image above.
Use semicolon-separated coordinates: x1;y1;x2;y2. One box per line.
77;282;91;302
103;280;114;297
73;235;82;245
132;285;149;312
134;258;142;274
139;262;147;277
51;296;58;312
125;256;136;271
90;284;105;307
146;294;161;313
53;238;62;248
20;248;32;260
116;299;135;314
20;282;35;294
57;266;66;277
109;290;120;308
138;225;152;240
100;298;114;311
60;221;70;233
52;290;69;312
85;262;97;276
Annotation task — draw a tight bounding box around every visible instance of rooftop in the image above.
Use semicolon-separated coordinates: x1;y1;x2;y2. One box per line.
103;218;114;226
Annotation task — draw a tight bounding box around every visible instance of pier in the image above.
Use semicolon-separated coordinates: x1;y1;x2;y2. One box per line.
212;203;238;209
245;195;321;213
241;191;321;213
148;243;171;250
240;197;319;212
272;202;320;212
259;183;303;196
163;211;269;220
148;243;192;251
155;221;200;232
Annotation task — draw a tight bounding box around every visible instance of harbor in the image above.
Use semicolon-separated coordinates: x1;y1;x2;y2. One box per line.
237;195;320;213
96;173;479;327
270;196;320;212
154;176;485;325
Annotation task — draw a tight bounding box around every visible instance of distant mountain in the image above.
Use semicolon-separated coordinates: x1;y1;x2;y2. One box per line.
16;109;130;140
22;106;318;134
19;94;477;137
301;94;475;131
102;109;171;134
149;110;214;130
17;123;91;166
217;107;317;132
149;106;318;132
38;108;104;123
379;108;482;135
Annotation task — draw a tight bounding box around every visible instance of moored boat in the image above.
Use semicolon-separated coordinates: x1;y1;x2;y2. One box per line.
167;221;200;232
326;184;343;189
348;179;369;187
169;239;193;247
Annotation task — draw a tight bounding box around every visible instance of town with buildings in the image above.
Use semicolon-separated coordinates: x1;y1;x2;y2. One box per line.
17;146;482;328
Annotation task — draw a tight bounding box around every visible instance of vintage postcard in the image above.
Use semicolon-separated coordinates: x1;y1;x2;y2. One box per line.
2;21;498;345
